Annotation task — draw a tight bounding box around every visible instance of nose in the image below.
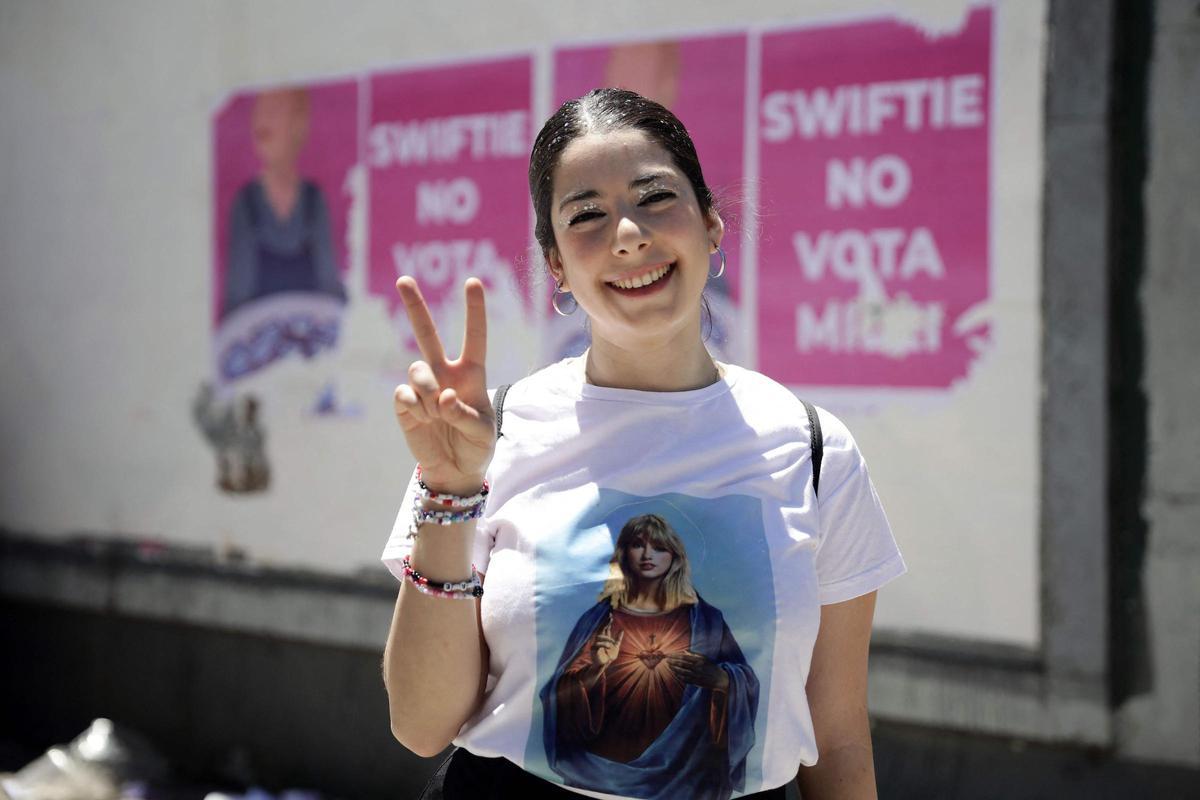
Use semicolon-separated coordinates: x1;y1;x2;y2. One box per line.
612;213;651;256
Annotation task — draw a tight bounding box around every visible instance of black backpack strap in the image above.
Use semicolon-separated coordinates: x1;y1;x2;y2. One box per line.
493;383;513;439
801;399;824;498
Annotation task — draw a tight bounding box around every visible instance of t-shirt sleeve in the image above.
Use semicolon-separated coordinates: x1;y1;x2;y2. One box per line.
812;407;907;605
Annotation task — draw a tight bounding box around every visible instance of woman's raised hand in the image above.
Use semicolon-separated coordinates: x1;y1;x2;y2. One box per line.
393;276;494;495
591;617;624;668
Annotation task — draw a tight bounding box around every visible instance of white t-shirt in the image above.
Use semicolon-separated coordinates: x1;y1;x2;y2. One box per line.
382;357;905;800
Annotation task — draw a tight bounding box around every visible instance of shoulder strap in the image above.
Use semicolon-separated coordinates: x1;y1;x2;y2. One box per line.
493;383;513;439
801;399;824;498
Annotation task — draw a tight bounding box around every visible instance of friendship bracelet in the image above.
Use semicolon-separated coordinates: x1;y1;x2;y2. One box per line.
407;495;487;539
414;465;490;508
406;465;489;539
402;554;483;599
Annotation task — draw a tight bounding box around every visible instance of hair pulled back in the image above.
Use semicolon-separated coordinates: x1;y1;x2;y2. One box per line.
528;88;716;266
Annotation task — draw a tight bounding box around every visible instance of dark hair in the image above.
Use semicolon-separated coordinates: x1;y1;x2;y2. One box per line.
528;88;716;265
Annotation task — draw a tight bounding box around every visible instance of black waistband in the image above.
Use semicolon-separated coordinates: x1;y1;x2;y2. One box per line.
420;747;789;800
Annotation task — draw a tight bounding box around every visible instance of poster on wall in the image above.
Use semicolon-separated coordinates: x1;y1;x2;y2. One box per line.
205;79;359;493
549;34;749;364
368;55;537;382
202;59;537;496
211;81;358;388
756;5;993;389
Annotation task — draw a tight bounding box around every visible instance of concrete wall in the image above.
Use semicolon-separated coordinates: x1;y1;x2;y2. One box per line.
0;0;1049;647
1114;0;1200;768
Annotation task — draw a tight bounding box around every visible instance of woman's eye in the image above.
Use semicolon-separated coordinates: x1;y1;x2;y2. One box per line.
641;191;675;205
568;210;602;226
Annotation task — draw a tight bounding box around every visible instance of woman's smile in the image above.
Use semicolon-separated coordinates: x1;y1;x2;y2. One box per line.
606;261;676;295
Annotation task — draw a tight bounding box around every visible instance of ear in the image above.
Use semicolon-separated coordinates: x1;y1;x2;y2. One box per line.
705;210;725;252
547;247;569;291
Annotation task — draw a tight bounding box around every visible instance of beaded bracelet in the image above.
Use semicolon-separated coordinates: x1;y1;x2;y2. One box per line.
402;554;483;599
414;465;489;508
407;494;487;539
406;466;489;539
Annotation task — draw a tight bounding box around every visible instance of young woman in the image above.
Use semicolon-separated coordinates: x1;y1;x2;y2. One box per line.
382;88;905;800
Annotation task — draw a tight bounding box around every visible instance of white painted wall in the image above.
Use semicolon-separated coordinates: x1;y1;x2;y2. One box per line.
0;0;1046;645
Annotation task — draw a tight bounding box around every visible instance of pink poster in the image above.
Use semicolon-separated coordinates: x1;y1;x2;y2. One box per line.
757;6;992;388
368;56;533;346
551;34;748;362
211;80;358;385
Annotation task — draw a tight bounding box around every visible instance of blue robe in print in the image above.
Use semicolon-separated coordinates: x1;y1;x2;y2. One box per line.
540;595;759;800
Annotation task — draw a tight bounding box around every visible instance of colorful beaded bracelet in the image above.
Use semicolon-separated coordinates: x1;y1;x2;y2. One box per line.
401;554;483;599
406;465;489;539
407;495;487;539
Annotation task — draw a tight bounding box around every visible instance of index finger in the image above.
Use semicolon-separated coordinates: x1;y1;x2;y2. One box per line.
460;278;487;365
395;277;447;365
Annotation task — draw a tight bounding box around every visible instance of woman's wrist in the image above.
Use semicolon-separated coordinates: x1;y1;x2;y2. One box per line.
407;465;489;541
420;478;485;498
415;465;486;498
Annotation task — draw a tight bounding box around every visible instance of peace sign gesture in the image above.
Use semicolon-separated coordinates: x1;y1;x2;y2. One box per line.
392;276;494;496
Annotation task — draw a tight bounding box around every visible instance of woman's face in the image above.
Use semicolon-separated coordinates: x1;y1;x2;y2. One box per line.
548;129;723;349
252;90;308;168
626;536;675;582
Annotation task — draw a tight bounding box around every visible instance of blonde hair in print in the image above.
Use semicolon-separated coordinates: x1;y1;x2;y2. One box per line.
599;514;699;611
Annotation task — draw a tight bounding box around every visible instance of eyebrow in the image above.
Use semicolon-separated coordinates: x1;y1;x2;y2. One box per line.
557;171;675;212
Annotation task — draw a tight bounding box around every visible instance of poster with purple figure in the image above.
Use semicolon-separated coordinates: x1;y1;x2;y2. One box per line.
211;80;358;387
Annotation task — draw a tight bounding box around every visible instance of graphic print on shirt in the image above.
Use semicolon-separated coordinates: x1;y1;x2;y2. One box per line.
524;489;774;800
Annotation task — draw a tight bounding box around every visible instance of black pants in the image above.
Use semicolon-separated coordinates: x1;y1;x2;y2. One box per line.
419;747;789;799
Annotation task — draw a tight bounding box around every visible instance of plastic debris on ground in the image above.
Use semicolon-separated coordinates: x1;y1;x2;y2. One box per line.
0;720;326;800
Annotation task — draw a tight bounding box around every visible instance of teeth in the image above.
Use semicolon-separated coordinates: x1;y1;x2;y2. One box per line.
611;263;671;290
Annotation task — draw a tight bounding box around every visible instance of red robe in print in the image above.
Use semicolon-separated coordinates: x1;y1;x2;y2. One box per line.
555;604;730;763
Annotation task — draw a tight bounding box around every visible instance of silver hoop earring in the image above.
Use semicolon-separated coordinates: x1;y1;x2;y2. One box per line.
708;246;726;280
552;281;578;316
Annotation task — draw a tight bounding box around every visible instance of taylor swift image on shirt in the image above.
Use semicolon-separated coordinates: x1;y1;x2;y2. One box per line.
540;513;759;800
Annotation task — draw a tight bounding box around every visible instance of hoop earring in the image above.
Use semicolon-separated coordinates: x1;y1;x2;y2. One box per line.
708;245;726;280
552;281;578;316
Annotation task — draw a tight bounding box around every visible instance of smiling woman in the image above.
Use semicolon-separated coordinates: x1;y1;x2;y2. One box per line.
530;97;726;392
381;88;905;800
